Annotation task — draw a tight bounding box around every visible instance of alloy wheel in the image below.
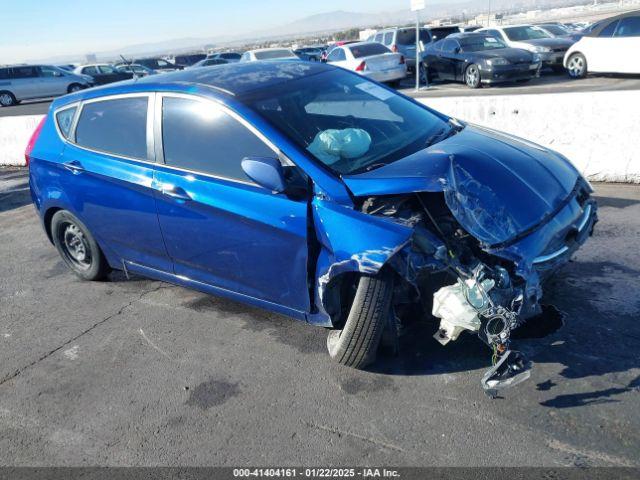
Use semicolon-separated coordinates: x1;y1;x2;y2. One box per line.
465;65;480;88
0;93;14;106
567;55;585;78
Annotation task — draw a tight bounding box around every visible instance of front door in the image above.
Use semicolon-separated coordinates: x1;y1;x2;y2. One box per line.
152;94;310;314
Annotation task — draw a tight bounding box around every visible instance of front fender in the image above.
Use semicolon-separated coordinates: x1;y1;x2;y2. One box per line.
308;196;414;326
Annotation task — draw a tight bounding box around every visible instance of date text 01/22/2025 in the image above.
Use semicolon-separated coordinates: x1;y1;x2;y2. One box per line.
232;468;401;478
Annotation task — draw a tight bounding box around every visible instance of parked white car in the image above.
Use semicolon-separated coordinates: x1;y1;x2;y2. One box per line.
239;48;299;62
564;11;640;78
326;42;407;85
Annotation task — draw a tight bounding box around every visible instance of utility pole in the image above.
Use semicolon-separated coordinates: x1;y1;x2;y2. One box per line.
410;0;426;90
488;0;492;27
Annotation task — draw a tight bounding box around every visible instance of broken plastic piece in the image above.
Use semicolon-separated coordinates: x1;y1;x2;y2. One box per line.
481;350;532;398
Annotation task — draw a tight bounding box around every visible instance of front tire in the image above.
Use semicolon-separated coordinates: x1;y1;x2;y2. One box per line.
51;210;110;281
0;91;17;107
67;83;83;93
567;53;587;79
327;274;393;369
464;63;481;88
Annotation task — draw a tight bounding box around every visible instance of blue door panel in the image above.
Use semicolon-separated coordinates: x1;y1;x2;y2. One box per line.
59;144;172;271
153;166;310;312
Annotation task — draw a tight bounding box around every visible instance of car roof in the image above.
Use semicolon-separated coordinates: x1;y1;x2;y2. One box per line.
54;60;331;107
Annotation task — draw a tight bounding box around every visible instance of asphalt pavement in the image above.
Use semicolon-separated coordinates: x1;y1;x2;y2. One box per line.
1;167;639;466
2;72;640;117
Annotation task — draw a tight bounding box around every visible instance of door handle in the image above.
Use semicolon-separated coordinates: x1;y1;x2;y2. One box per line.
62;160;85;174
160;185;192;201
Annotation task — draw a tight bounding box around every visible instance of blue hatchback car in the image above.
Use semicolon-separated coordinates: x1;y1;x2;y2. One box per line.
28;61;596;394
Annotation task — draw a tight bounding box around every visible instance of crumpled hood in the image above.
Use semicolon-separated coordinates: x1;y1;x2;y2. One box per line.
342;125;583;246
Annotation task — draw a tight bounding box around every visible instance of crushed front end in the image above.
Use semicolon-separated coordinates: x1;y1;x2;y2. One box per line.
354;176;597;396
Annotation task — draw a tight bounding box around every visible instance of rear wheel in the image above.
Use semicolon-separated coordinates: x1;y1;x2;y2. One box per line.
567;53;587;79
0;91;16;107
464;64;481;88
51;210;110;281
327;274;393;369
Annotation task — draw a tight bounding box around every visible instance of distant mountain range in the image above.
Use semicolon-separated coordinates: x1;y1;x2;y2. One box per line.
31;0;595;63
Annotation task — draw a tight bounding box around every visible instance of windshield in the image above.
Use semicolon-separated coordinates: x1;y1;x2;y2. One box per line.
254;49;296;60
460;35;507;51
243;69;451;175
504;26;551;41
540;24;568;36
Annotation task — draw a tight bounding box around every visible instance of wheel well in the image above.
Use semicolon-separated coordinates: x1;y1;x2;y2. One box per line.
43;207;62;244
67;83;81;93
565;51;584;66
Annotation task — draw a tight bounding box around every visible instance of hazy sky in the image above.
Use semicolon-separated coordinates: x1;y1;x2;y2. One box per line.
1;0;465;63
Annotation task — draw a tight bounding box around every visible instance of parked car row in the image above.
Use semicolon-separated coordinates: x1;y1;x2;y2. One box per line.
1;10;638;106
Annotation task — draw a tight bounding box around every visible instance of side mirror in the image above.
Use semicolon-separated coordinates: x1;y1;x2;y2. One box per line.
454;47;461;54
241;156;286;193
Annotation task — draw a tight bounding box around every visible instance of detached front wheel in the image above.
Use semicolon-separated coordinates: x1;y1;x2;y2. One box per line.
327;274;393;369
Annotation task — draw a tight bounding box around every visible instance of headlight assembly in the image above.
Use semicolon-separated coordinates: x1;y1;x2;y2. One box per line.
486;58;509;66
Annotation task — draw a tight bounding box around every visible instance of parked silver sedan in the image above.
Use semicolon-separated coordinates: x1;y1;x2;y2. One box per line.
326;42;407;85
0;65;92;107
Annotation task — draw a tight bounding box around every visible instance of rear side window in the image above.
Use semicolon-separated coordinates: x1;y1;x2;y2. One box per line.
75;97;148;159
0;68;9;80
383;32;394;45
349;43;391;58
598;20;619;37
56;106;77;139
615;17;640;37
11;66;38;78
161;97;274;183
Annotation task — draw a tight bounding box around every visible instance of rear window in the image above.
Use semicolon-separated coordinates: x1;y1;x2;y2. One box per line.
221;53;241;60
349;43;391;58
75;96;148;159
56;106;77;139
396;29;431;45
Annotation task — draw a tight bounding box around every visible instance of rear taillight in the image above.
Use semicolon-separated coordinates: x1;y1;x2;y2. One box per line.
399;55;405;65
355;61;366;72
25;116;46;168
391;44;399;53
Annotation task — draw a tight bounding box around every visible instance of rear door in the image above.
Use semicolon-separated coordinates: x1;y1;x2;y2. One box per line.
60;93;172;271
152;94;310;315
7;66;40;100
37;66;68;96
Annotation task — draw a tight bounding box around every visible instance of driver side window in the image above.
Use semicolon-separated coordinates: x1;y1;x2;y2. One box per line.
442;39;459;53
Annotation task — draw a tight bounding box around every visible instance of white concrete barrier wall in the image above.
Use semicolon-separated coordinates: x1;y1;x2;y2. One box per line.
0;114;44;166
417;90;640;183
1;90;639;183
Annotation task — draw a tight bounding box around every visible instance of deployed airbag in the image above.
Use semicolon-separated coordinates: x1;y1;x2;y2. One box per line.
307;128;371;165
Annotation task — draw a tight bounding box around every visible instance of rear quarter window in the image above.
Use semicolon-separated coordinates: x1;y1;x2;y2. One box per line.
75;96;148;159
55;106;77;139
